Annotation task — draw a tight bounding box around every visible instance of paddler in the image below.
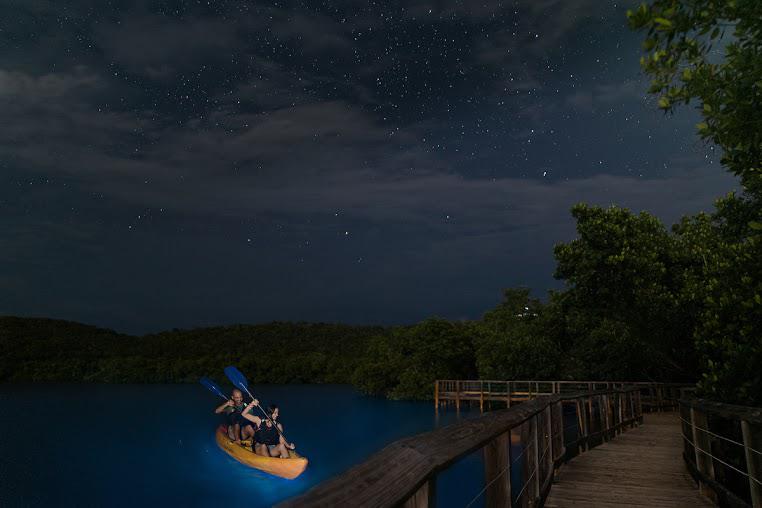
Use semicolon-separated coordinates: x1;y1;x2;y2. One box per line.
241;403;296;458
214;389;249;442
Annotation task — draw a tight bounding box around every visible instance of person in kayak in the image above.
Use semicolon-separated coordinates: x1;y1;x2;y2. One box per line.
268;404;284;433
241;404;295;458
214;389;248;442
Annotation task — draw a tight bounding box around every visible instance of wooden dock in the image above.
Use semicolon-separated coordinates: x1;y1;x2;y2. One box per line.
545;412;713;508
279;382;762;508
435;380;689;412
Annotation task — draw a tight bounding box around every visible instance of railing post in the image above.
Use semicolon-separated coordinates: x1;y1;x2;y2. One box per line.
690;407;717;501
554;400;565;462
403;479;435;508
656;386;664;413
545;404;554;484
635;390;643;425
741;419;762;508
507;381;511;408
434;381;439;410
577;398;588;452
480;380;484;413
532;413;541;504
455;380;461;412
519;421;532;508
483;432;511;508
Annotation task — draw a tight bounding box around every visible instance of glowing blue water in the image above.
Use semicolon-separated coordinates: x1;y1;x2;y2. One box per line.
0;384;513;507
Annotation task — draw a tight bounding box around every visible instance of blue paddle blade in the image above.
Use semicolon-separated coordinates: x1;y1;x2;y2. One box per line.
199;377;227;400
224;366;249;393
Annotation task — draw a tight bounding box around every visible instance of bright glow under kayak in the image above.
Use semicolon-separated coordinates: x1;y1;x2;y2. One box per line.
215;425;308;480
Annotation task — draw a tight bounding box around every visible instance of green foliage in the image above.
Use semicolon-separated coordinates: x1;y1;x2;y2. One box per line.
627;0;762;194
353;318;476;400
0;316;384;386
552;204;698;381
628;1;762;405
473;288;560;380
672;193;762;404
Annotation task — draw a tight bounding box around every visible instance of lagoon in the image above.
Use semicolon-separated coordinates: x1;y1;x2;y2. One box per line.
0;384;504;507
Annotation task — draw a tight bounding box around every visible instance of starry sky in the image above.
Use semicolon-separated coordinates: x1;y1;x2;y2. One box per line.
1;0;737;334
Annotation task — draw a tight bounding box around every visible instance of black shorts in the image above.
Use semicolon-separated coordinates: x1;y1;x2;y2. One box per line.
255;439;279;447
227;412;249;427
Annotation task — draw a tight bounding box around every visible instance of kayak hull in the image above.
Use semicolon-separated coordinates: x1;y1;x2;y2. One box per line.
215;425;308;480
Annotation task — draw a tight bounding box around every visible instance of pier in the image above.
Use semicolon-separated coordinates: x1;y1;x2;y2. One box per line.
278;381;762;507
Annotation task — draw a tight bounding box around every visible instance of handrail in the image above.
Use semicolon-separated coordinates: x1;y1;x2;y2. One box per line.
277;387;643;508
436;379;690;386
679;398;762;508
434;379;691;412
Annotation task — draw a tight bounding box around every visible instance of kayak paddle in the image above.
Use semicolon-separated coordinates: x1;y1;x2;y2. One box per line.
200;376;228;400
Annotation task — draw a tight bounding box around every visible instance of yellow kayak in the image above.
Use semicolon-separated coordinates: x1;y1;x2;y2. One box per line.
215;425;308;480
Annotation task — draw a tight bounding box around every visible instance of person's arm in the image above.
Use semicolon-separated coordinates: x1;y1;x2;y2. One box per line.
214;400;232;414
240;399;260;424
278;433;295;450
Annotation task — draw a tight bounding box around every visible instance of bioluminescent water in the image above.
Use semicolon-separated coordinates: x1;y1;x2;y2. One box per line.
0;384;526;507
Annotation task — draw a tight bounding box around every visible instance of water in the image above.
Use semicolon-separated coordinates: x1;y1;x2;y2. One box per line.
0;384;512;507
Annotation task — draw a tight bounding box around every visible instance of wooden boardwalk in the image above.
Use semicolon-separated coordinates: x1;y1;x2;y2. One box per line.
546;412;713;507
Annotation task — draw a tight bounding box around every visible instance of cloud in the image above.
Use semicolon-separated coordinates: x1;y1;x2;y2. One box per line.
95;13;242;79
0;67;101;98
567;80;650;110
271;12;354;54
0;62;736;242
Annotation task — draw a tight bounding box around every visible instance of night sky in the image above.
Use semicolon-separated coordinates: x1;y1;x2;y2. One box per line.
1;0;737;334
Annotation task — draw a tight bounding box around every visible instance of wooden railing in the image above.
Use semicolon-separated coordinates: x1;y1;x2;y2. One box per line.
277;387;644;507
435;379;691;412
679;398;762;508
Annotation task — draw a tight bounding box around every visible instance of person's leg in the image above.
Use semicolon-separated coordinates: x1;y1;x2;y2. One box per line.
241;424;255;441
255;443;271;457
232;423;242;441
274;443;289;458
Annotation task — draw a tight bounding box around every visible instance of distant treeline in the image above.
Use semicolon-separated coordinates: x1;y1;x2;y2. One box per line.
0;318;384;386
2;194;761;407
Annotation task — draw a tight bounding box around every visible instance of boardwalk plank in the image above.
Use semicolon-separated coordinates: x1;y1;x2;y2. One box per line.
545;413;714;508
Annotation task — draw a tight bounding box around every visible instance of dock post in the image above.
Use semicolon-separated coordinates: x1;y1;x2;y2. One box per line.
742;420;762;508
402;479;435;508
455;380;460;412
532;414;541;503
690;407;717;501
635;390;643;425
434;380;439;410
483;432;511;508
576;398;588;452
